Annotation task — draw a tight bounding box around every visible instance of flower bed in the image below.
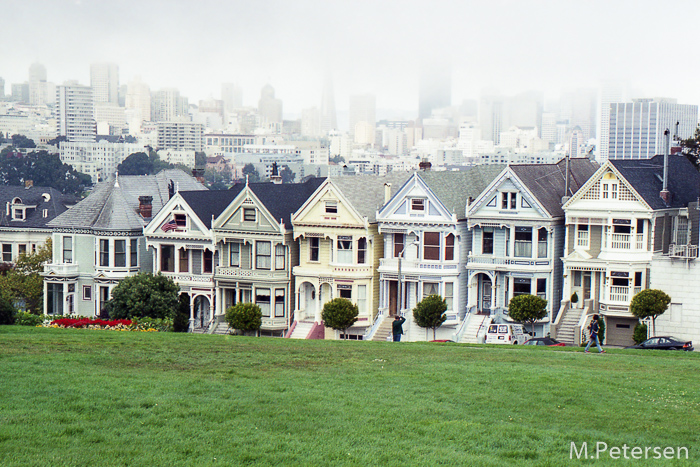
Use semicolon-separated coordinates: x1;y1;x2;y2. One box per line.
50;318;133;328
46;317;172;332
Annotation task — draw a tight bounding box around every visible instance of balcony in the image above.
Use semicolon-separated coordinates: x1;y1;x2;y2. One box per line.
667;243;699;259
466;254;551;270
162;271;215;284
379;258;460;272
608;285;628;302
43;263;80;277
215;267;288;281
610;233;631;250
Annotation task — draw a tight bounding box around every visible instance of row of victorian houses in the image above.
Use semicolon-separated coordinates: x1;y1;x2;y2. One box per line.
3;154;699;346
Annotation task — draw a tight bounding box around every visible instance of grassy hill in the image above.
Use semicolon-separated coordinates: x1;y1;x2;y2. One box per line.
1;327;698;466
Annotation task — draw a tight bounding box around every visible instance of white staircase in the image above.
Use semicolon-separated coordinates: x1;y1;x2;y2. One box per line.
371;315;394;342
288;320;314;339
556;307;583;345
459;315;490;343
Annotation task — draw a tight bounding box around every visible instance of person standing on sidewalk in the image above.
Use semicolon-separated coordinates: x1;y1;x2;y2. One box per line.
392;315;406;342
585;315;605;353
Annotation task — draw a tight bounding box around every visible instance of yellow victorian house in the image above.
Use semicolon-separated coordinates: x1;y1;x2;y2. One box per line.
290;173;410;340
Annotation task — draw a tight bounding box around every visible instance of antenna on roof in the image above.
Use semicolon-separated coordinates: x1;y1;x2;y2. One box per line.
660;129;671;204
246;174;249;187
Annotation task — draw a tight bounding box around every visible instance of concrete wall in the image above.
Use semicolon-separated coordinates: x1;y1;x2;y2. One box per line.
650;256;700;345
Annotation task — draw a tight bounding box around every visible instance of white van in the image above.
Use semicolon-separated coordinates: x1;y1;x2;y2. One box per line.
485;323;528;345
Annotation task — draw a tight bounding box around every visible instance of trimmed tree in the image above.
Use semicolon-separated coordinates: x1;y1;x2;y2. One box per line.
629;289;671;337
0;292;17;325
413;294;447;341
321;298;358;339
106;272;180;320
225;302;262;336
508;294;548;338
173;293;191;332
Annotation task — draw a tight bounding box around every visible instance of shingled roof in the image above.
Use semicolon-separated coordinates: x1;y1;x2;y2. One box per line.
611;154;700;210
330;172;412;222
49;169;206;232
510;157;599;217
180;178;326;229
0;186;78;230
419;165;506;219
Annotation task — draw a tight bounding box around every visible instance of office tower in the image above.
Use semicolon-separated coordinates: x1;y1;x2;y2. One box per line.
349;94;376;144
11;83;30;103
507;91;543;134
157;122;204;152
598;82;628;161
320;71;337;134
419;61;451;121
301;107;321;137
258;84;283;124
459;99;478;122
568;127;585;157
479;92;505;144
540;112;557;146
90;63;119;104
560;88;597;142
56;82;96;142
125;77;151;124
221;83;243;113
151;88;188;122
0;77;4;99
606;98;699;160
28;62;47;105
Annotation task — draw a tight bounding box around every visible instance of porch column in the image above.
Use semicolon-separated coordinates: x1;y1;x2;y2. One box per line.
62;283;68;316
490;279;497;312
189;295;195;329
43;282;49;315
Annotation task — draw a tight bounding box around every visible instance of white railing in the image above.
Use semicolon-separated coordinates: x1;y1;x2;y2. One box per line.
365;309;385;340
577;231;589;248
43;263;80;276
610;233;631;250
609;286;629;302
636;234;644;250
633;286;641;296
467;255;550;267
668;243;699;258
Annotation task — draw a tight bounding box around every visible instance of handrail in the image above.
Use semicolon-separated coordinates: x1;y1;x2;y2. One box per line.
574;299;594;346
365;309;385;340
284;320;297;338
475;312;490;344
452;306;476;342
550;300;570;339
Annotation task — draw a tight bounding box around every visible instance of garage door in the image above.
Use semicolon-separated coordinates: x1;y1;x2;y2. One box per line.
605;317;637;347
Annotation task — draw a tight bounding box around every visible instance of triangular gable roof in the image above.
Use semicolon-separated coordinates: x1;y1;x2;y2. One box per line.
378;172;455;222
145;192;212;235
611;155;700;210
329;172;412;222
418;165;505;219
563;161;652;210
292;178;368;227
509;158;598;217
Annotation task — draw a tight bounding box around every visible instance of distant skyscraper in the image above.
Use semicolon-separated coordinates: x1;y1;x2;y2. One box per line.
151;88;188;122
419;61;451;121
507;91;543;134
540;112;557;146
598;82;628;161
301;107;321;137
90;63;120;104
0;77;5;99
258;84;283;125
479;93;505;144
125;77;151;126
56;82;96;142
28;62;47;106
221;83;243;113
320;71;337;134
11;83;30;104
560;88;597;142
349;94;376;144
605;98;698;160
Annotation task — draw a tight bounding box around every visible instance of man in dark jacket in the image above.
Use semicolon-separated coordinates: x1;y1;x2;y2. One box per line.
392;315;406;342
584;315;605;353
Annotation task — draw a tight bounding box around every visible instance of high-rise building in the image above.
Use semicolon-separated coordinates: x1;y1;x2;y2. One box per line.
11;83;30;104
479;93;505;144
28;62;47;106
598;82;628;161
419;61;451;121
157;122;204;152
605;98;698;160
560;88;597;143
56;82;96;142
151;88;188;122
125;77;151;125
349;94;376;144
221;83;243;113
301;107;321;137
90;63;119;104
320;71;337;134
540;112;558;146
0;77;5;99
258;84;283;126
508;91;543;134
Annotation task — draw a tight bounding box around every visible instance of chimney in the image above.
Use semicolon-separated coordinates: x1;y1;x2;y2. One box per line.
419;158;432;171
660;129;671;204
561;153;571;205
270;162;282;184
138;196;153;218
191;168;205;184
384;183;392;204
25;180;33;189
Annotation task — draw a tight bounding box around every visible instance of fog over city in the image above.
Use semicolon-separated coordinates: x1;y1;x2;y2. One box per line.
2;0;700;117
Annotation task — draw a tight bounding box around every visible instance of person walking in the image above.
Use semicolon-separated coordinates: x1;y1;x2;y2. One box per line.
392;315;406;342
584;315;605;353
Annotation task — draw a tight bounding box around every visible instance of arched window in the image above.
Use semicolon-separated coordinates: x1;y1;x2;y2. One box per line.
445;234;455;261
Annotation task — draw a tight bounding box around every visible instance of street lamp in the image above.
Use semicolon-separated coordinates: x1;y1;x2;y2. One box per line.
397;240;419;316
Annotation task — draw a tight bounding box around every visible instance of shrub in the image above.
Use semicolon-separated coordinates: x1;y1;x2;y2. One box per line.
173;294;191;332
225;303;262;335
130;317;172;332
633;322;648;345
507;294;548;337
630;289;671;336
321;298;358;339
15;311;43;326
0;294;17;325
570;292;579;304
413;294;447;341
106;272;180;320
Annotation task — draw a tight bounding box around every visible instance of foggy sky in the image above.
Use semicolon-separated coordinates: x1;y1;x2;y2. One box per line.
2;0;699;117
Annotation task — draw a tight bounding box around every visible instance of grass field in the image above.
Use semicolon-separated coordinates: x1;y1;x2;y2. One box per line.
1;326;698;466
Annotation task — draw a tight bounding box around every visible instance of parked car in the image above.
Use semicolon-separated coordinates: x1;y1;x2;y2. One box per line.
625;336;693;351
485;323;528;345
523;337;566;347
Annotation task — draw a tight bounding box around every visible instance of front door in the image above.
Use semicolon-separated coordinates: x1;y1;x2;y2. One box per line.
480;278;492;314
389;281;398;316
583;272;592;300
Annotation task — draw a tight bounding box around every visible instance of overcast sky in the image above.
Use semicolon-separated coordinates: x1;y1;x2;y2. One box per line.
2;0;699;117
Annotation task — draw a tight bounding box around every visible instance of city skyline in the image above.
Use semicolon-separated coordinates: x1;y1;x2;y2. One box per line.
2;0;700;117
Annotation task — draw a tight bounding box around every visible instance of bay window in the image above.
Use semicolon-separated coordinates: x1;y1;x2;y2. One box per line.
256;241;271;269
115;240;126;267
514;227;532;257
423;232;440;260
336;236;353;264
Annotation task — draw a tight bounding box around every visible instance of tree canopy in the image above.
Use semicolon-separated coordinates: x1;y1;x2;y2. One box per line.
413;294;447;340
117;152;152;175
11;134;36;149
242;163;262;183
225;302;263;335
0;239;53;314
0;150;92;195
507;294;548;337
321;298;358;338
629;289;671;336
279;165;295;183
681;125;700;168
106;273;180;320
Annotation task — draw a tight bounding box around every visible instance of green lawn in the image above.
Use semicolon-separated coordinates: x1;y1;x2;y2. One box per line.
1;327;698;466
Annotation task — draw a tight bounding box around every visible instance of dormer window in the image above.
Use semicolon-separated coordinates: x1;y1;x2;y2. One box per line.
325;202;338;214
411;198;425;212
243;208;256;222
502;192;517;210
13;208;25;220
174;213;187;227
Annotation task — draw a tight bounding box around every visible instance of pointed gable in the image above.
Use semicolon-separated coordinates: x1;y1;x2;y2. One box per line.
378;172;456;223
564;161;651;211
